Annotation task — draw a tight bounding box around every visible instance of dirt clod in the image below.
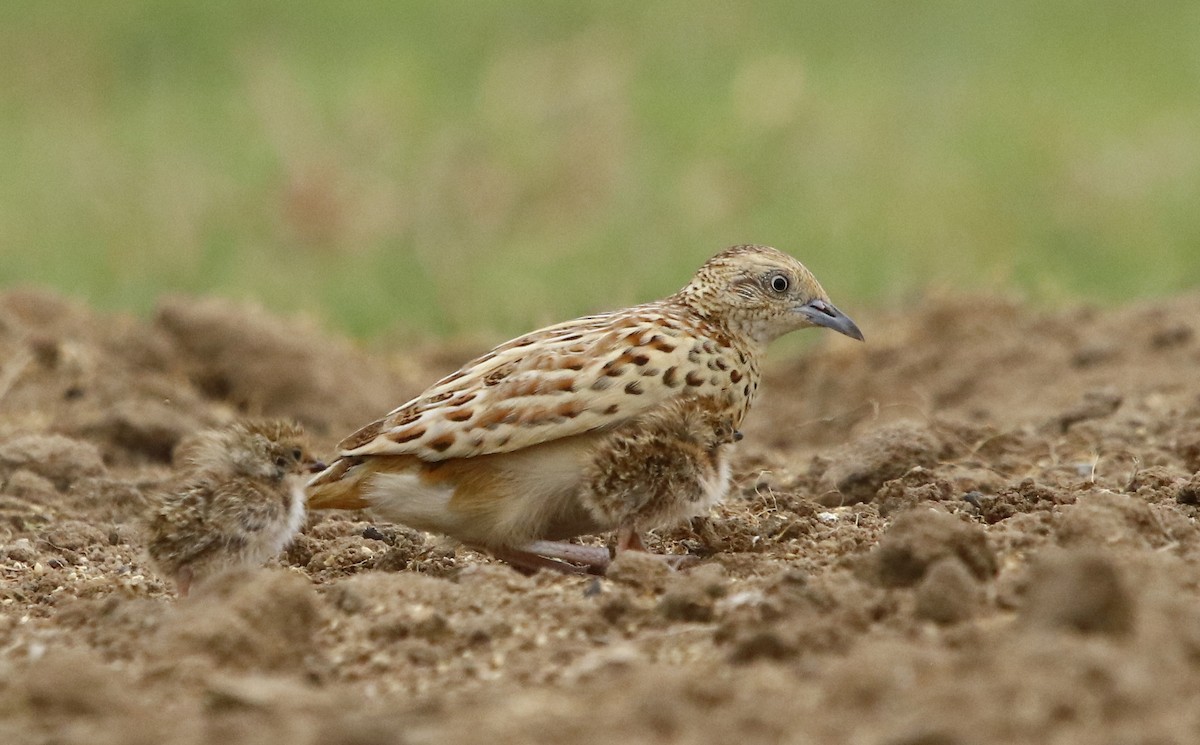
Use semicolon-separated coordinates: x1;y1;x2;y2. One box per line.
863;509;996;587
1176;473;1200;505
822;421;942;504
1020;549;1134;635
157;569;324;674
0;434;105;489
915;557;982;624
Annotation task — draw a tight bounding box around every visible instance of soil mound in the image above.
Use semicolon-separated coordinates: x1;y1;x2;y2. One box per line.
2;288;1200;744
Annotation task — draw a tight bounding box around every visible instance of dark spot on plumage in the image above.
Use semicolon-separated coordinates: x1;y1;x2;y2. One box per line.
625;381;644;395
642;367;660;377
447;392;477;407
730;369;743;383
445;409;473;422
428;435;455;453
604;404;620;415
559;333;584;342
630;352;650;366
556;402;582;419
709;328;735;348
551;377;576;393
591;377;613;391
512;338;536;348
743;384;751;398
391;409;421;427
484;366;515;386
649;336;676;354
714;359;729;371
427;391;453;404
560;357;586;371
663;367;680;387
391;426;427;444
686;370;706;387
604;365;627;378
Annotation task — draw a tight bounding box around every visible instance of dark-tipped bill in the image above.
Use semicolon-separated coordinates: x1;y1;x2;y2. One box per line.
798;299;864;341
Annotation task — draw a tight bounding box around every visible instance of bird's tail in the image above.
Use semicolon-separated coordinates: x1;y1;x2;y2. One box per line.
305;457;373;510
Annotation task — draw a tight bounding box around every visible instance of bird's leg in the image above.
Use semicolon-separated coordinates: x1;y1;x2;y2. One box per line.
482;542;611;576
615;524;697;569
616;525;647;552
524;540;613;569
482;532;695;576
175;567;193;598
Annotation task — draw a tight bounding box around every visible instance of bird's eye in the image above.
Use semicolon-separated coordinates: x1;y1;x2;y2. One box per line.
769;274;790;293
291;448;303;461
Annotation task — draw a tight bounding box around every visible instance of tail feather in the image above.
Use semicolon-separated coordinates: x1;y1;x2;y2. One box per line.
305;457;372;510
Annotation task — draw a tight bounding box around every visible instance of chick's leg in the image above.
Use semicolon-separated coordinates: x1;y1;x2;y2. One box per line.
616;525;647;552
615;523;697;569
175;567;194;598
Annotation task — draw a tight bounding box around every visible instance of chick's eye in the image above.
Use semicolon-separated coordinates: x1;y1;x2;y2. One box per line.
292;448;303;461
769;274;790;293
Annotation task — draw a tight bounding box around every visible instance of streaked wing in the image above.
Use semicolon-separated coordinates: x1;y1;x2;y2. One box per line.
337;302;742;461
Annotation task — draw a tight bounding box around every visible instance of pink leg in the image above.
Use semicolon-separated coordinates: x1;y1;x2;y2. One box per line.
175;567;193;598
616;526;647;552
615;525;697;569
524;541;612;569
480;531;696;576
479;542;611;575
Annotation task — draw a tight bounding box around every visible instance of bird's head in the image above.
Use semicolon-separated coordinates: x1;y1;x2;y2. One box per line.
183;420;324;483
677;245;863;346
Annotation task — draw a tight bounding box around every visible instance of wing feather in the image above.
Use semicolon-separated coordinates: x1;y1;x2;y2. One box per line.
337;302;741;462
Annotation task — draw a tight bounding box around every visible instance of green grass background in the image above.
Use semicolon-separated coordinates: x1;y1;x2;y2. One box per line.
2;1;1198;337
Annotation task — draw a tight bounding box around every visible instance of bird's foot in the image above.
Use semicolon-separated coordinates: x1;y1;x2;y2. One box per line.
484;534;697;576
614;527;698;570
482;541;611;576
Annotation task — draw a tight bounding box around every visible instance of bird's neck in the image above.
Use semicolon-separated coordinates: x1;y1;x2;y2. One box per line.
661;292;766;429
669;290;770;357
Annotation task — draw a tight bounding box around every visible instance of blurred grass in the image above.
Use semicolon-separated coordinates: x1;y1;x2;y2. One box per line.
1;0;1198;337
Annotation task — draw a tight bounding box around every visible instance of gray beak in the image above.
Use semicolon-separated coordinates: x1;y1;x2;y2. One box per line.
798;299;864;341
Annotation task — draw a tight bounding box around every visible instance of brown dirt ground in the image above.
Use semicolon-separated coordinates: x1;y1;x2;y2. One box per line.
2;288;1200;745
